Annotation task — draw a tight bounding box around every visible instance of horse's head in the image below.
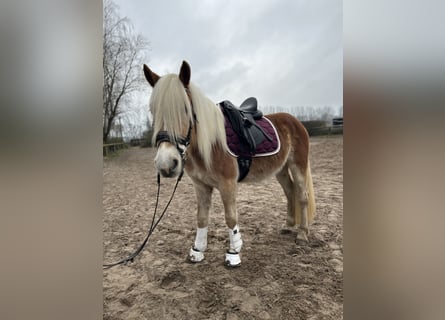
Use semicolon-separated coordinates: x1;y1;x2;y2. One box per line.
143;61;194;178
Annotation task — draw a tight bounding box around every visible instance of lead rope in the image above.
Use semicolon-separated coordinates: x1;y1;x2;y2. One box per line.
103;171;184;270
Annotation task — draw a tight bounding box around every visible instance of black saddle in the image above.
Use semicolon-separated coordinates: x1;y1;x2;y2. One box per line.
220;97;273;181
238;97;263;119
220;97;273;154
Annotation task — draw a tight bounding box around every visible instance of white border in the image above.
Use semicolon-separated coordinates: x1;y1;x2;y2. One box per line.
226;116;281;158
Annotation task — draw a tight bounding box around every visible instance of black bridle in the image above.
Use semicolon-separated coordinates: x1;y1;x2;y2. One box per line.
154;118;193;171
154;88;197;172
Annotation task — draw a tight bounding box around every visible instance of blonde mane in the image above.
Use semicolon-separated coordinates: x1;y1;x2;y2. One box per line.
150;74;227;169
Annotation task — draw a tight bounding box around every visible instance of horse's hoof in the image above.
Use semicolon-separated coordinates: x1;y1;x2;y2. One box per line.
296;230;309;243
189;247;205;263
225;251;241;268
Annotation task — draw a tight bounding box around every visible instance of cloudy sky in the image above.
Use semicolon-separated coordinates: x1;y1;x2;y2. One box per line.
114;0;342;111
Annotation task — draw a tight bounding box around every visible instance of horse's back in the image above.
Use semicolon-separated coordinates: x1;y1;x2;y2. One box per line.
264;112;310;171
265;112;309;145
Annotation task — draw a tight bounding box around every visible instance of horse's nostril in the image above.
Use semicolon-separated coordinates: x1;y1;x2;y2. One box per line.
172;159;178;169
160;168;169;177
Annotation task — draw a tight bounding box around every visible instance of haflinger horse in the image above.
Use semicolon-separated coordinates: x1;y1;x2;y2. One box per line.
143;61;315;267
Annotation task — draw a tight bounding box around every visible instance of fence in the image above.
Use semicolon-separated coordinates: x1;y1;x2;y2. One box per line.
129;138;150;147
306;125;343;136
103;142;128;156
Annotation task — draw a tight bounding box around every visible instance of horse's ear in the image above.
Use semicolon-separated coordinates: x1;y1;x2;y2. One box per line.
143;64;160;87
179;60;191;87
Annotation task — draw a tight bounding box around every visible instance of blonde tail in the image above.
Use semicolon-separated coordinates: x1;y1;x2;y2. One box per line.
293;160;316;225
306;161;316;223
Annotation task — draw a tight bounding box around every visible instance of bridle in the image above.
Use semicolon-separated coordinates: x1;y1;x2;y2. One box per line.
154;86;196;174
154;118;192;172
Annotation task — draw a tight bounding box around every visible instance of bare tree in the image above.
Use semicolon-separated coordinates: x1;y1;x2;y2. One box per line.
337;105;343;117
263;105;339;122
103;0;149;143
120;111;148;140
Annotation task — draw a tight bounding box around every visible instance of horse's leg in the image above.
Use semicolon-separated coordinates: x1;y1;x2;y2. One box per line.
276;164;296;227
219;180;242;267
289;164;310;242
189;179;213;263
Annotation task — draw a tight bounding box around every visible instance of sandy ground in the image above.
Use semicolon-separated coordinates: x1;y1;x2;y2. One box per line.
103;135;343;319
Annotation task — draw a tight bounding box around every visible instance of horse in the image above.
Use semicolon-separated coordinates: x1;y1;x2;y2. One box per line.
143;61;315;267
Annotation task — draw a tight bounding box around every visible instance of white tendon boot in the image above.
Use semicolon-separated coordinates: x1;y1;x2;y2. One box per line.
225;225;243;267
189;227;208;263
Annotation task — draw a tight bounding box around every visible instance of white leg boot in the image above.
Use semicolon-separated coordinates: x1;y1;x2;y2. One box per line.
225;225;242;267
189;227;208;263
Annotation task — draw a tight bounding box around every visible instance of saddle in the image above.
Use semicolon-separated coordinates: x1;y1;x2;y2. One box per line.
219;97;274;182
238;97;263;119
219;97;272;155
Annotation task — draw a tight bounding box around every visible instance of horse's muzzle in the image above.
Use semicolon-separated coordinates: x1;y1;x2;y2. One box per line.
160;169;174;178
160;166;177;178
157;158;180;178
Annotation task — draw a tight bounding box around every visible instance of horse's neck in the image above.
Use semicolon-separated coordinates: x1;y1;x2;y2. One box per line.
187;137;204;162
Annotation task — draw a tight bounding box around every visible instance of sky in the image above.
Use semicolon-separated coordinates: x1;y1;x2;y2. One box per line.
113;0;342;125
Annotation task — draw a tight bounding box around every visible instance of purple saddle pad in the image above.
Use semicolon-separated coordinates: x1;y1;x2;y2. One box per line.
224;115;280;158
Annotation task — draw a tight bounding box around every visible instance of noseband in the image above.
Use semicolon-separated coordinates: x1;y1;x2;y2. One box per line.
155;120;192;160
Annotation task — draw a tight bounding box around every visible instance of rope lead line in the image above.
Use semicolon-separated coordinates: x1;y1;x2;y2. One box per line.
103;172;183;270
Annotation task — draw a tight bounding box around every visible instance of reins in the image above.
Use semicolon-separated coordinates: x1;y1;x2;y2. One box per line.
103;172;183;269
